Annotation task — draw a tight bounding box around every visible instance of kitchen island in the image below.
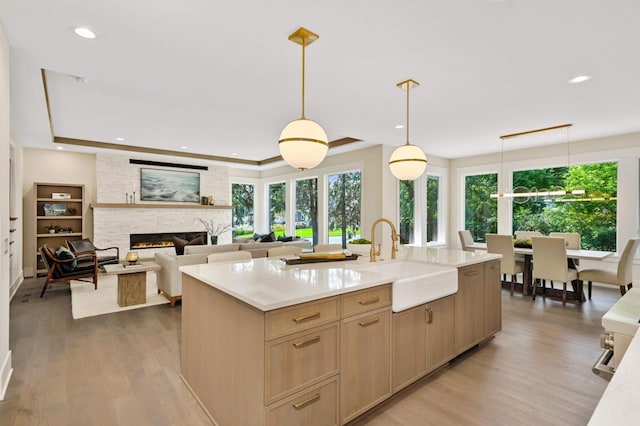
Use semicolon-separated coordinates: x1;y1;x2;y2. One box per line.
180;248;501;425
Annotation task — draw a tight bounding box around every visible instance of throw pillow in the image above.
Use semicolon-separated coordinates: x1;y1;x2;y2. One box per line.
260;232;276;243
56;246;77;272
174;235;205;255
277;235;293;242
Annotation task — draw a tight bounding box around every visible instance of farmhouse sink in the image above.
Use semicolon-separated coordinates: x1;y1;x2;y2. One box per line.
354;260;458;312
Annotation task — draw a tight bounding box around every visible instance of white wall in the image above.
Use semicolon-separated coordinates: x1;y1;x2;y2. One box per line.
0;21;14;400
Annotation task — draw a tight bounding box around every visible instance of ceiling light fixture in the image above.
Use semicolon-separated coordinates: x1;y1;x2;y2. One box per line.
569;75;591;84
388;79;427;180
73;27;96;39
394;124;404;129
180;146;188;150
278;27;328;171
490;123;586;199
116;137;124;141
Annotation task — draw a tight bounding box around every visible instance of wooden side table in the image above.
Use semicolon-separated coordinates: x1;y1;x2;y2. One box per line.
104;261;160;307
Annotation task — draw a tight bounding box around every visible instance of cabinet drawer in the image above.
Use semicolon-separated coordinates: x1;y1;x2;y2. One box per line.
265;296;339;340
265;323;339;404
341;285;391;317
266;376;339;426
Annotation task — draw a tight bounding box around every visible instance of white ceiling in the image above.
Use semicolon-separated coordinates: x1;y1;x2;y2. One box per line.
3;0;640;165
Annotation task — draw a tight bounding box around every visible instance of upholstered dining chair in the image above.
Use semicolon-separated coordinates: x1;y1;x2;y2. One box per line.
486;234;525;296
39;244;98;298
531;237;580;306
458;230;475;252
514;230;543;241
549;232;582;269
267;246;303;257
206;251;252;263
313;243;342;253
579;238;640;299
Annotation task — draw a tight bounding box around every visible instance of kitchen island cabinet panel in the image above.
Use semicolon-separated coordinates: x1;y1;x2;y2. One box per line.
392;304;427;391
341;306;391;424
484;259;502;336
266;377;339;426
455;263;485;353
426;295;455;372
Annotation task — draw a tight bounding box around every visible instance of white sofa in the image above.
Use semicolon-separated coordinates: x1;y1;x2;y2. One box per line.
154;239;311;306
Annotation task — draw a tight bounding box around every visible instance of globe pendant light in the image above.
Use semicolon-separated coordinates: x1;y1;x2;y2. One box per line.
279;27;328;171
389;79;427;180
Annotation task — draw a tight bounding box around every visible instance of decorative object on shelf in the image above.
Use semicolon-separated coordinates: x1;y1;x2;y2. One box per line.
45;224;59;233
140;168;200;203
278;27;328;171
490;123;587;201
388;79;427;180
52;192;71;199
208;195;215;205
44;203;68;216
195;218;231;245
65;207;76;215
125;251;140;266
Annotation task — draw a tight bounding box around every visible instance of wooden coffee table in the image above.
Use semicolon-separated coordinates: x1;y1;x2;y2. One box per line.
103;261;160;307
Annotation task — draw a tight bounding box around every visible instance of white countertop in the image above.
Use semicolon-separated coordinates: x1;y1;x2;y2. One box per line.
589;327;640;425
180;247;501;312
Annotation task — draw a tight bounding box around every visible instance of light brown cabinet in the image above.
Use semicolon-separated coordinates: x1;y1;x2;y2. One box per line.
455;261;501;353
34;182;85;276
341;306;391;423
392;295;455;392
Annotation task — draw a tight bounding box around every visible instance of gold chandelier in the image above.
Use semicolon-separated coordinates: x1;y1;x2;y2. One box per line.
278;27;328;171
490;123;586;199
388;79;427;180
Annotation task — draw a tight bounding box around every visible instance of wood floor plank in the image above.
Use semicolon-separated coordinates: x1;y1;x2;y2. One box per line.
0;277;618;425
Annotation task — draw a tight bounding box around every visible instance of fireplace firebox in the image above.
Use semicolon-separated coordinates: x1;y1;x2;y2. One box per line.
130;231;207;250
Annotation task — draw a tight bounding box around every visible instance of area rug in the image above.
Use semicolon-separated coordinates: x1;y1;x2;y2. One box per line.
70;271;169;319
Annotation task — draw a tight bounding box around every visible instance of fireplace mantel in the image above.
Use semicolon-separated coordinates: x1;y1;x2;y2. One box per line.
91;203;232;209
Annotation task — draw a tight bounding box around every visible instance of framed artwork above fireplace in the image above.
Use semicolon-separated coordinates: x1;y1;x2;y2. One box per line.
140;168;200;203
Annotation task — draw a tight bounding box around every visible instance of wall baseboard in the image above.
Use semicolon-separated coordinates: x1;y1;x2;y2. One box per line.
10;272;23;300
0;350;12;400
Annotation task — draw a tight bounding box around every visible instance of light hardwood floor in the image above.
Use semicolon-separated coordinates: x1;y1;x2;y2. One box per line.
0;277;618;425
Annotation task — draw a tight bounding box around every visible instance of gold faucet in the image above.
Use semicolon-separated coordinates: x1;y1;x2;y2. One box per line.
370;218;399;262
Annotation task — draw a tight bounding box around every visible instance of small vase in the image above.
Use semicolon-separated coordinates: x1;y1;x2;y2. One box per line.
209;235;218;245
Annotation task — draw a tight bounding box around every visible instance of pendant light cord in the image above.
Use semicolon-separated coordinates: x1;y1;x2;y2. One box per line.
301;41;306;119
405;81;410;145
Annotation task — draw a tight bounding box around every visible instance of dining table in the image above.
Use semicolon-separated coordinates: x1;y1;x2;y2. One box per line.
513;247;613;299
470;242;613;301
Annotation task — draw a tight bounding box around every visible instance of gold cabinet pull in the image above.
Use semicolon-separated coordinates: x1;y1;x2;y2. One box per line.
358;317;380;327
490;265;499;270
292;312;320;323
358;296;380;306
464;271;480;276
292;392;320;409
292;336;321;349
426;307;433;324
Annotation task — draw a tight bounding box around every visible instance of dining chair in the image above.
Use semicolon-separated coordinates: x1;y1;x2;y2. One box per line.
486;234;525;296
531;237;580;305
206;251;252;263
514;231;542;241
549;231;582;269
578;238;639;298
313;243;342;253
458;230;475;252
267;246;302;257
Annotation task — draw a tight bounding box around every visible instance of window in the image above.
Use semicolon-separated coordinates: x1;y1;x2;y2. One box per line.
399;180;414;244
295;178;318;245
464;173;498;243
512;162;617;251
327;171;361;247
231;183;254;238
268;182;286;237
426;175;439;242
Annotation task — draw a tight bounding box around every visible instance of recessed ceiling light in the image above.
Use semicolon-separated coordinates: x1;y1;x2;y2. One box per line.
180;146;188;150
73;27;96;39
395;124;404;129
116;137;124;141
231;152;238;156
569;75;591;84
57;146;64;150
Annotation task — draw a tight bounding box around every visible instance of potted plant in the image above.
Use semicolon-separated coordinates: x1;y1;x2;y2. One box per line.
347;238;372;256
195;218;232;245
45;224;59;234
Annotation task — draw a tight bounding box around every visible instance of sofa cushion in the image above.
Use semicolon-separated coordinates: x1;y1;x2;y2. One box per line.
173;235;205;255
183;243;240;255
